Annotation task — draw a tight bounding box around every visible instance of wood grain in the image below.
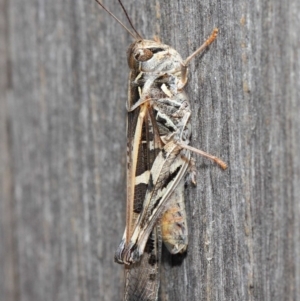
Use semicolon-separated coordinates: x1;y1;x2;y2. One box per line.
0;0;299;300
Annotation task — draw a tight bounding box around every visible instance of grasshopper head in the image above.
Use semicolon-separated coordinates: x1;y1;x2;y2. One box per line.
127;39;183;73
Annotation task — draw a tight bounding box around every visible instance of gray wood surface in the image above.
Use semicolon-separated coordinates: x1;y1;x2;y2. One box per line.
0;0;299;300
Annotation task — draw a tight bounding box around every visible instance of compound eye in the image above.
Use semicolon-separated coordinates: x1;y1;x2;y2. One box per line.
135;49;153;61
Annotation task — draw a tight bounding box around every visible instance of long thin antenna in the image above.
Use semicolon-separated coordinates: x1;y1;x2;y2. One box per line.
117;0;143;39
93;0;137;39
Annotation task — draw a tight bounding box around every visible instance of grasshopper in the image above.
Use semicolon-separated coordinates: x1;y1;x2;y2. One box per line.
94;1;227;300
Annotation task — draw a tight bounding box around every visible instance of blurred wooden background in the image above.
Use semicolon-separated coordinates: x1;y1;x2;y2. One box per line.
0;0;299;300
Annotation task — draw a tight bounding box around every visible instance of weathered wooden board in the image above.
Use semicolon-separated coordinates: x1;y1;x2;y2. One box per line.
0;0;299;300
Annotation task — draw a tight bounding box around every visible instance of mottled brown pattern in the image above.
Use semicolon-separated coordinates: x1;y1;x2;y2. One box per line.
0;0;299;301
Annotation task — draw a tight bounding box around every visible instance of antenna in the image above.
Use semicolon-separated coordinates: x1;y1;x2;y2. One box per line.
93;0;142;40
116;0;143;39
